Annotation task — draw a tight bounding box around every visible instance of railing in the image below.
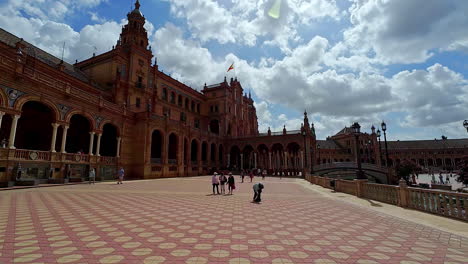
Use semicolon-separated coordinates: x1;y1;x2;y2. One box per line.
64;153;90;162
315;162;388;173
362;183;399;205
151;158;162;164
100;156;117;164
407;188;467;221
336;180;357;196
305;175;468;222
14;149;51;161
168;159;177;165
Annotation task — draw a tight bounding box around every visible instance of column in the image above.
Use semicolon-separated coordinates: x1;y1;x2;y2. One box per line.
60;125;69;153
300;151;304;169
88;132;95;155
116;137;121;158
254;152;257;168
240;153;244;170
50;123;59;152
284;152;288;169
8;114;20;149
227;154;231;168
0;111;4;131
95;133;102;156
269;152;272;170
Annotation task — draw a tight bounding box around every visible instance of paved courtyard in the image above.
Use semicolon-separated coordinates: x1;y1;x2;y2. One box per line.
0;177;467;264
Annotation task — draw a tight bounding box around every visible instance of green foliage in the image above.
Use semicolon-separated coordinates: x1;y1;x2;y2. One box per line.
456;156;468;185
395;159;418;183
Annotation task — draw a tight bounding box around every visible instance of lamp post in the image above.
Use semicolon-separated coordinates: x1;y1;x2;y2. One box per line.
376;129;383;166
381;121;390;167
302;130;308;176
317;144;321;164
351;122;365;179
464;120;468;133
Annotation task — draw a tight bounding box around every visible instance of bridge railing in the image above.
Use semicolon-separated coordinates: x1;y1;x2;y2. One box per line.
314;162;388;173
306;176;467;221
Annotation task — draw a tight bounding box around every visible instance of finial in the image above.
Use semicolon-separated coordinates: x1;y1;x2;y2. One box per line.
224;76;227;83
135;0;141;10
304;110;308;116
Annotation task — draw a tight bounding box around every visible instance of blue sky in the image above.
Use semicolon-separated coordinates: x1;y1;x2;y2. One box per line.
0;0;467;140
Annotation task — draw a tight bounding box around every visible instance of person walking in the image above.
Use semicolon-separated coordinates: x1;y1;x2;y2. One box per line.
445;173;450;184
89;168;96;184
212;172;220;195
117;167;124;184
252;182;264;203
439;172;444;184
227;172;235;195
262;169;267;180
249;170;254;182
241;170;245;183
219;172;227;194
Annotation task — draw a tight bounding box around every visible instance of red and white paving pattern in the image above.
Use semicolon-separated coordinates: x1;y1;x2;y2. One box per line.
0;176;467;264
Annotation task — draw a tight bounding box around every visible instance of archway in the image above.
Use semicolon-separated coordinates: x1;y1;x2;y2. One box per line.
229;145;241;170
257;144;269;170
209;120;220;134
286;142;301;175
16;101;55;151
191;140;199;163
218;144;223;166
271;143;284;174
168;133;178;163
210;143;216;163
101;124;118;157
201;141;208;163
242;145;255;169
66;114;92;154
151;130;163;163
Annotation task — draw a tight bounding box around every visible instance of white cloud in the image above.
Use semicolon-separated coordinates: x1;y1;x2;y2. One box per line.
343;0;468;64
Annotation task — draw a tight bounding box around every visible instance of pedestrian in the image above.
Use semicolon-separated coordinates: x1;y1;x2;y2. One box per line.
439;172;444;184
241;169;245;183
411;173;416;185
262;169;267;180
89;168;96;184
212;172;220;195
219;172;227;194
446;173;450;184
227;172;235;195
249;170;254;182
431;173;436;184
252;182;264;203
117;167;124;184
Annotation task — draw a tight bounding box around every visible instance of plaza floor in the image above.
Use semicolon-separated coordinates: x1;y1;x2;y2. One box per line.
0;177;467;264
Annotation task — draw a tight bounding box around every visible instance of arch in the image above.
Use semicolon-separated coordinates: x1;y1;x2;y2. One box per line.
271;143;284;172
100;123;118;157
190;139;199;162
242;145;255;169
151;130;163;163
183;137;189;165
210;143;216;162
14;96;60;121
209;119;220;134
257;144;269;169
64;111;96;130
168;133;178;161
16;101;56;151
66;114;92;154
201;141;208;162
218;144;223;165
229;145;241;170
0;88;8;108
99;120;121;136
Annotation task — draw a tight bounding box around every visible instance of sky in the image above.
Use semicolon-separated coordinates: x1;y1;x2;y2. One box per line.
0;0;467;141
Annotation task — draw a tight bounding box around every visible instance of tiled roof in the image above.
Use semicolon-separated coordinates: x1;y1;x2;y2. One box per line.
334;127;353;136
381;138;468;149
0;28;97;86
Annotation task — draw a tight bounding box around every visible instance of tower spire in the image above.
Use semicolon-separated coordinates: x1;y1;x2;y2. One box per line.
135;0;141;10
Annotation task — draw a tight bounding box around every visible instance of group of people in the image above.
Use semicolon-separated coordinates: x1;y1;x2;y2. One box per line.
240;169;268;182
211;172;236;195
211;171;265;203
430;171;454;185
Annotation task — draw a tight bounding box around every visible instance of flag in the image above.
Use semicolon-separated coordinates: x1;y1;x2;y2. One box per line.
227;63;234;72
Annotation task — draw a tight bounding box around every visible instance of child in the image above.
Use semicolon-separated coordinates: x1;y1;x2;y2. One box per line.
117;167;124;184
227;173;235;195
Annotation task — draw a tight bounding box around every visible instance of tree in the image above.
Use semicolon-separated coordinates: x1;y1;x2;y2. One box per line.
395;159;419;184
455;156;468;186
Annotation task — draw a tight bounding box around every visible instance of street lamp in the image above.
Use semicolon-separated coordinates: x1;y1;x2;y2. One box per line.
317;144;321;164
381;121;390;167
351;122;366;179
464;120;468;133
302;129;308;176
376;129;383;166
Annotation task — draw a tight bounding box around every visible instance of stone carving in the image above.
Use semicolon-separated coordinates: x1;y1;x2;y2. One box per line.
58;104;71;120
1;86;25;107
95;116;104;128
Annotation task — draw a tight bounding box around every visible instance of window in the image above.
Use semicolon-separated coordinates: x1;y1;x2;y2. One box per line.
136;97;141;108
194;119;200;129
178;95;182;106
137;76;143;88
185;98;189;109
180;112;186;122
197;104;200;113
170;92;175;104
163;107;170;117
215;105;219;112
162;88;167;100
191;101;195;111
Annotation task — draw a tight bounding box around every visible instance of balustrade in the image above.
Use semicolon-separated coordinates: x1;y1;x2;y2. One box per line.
13;149;51;161
336;180;357;196
362;183;399;205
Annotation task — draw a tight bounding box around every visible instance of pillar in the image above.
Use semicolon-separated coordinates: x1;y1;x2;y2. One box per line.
268;152;272;170
50;123;59;152
300;151;304;169
284;152;288;169
95;133;102;156
116;137;121;158
0;111;4;131
227;153;231;168
254;152;257;168
8;114;20;149
240;153;244;170
60;125;69;153
88;132;95;155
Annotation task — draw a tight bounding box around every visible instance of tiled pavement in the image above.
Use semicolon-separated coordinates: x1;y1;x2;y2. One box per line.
0;177;467;264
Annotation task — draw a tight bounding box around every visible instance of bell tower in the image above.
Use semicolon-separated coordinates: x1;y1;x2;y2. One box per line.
118;0;149;50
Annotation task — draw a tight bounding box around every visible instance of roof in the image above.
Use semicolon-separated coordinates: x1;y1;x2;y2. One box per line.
316;140;341;149
382;138;468;150
334;127;353;136
0;28;98;87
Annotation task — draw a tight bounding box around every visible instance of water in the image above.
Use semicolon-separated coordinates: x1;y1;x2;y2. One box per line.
412;173;464;191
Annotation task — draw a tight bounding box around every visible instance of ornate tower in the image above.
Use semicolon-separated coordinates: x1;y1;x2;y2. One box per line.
118;0;149;50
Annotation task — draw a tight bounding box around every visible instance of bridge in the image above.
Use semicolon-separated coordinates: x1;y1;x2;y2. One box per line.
313;162;390;184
